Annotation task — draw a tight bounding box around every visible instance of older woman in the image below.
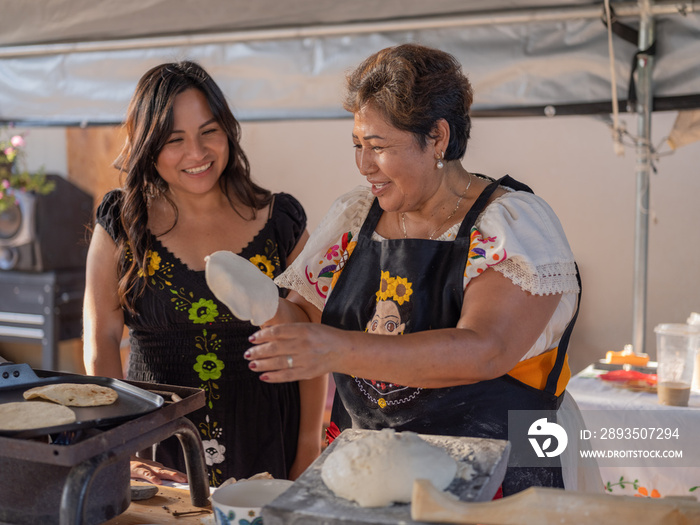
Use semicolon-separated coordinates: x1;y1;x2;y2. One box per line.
239;44;582;495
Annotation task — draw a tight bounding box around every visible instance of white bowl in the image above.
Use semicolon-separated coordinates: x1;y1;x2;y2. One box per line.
211;479;293;525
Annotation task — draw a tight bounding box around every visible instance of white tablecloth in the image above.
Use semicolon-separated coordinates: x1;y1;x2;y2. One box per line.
567;365;700;498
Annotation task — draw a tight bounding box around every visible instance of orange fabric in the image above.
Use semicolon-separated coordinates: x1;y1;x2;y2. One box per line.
507;347;570;396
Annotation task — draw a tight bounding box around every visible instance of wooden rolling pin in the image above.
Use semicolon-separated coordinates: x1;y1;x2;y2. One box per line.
411;479;700;525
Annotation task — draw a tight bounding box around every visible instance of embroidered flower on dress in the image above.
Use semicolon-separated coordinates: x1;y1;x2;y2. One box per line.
249;254;275;279
194;352;225;381
202;439;226;465
189;299;219;324
137;250;161;277
199;414;225;484
465;226;506;279
325;244;340;261
306;232;355;299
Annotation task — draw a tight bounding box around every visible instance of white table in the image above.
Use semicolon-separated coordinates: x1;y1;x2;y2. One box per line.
567;365;700;498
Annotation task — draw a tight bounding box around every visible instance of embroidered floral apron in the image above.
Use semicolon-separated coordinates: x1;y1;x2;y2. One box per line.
321;175;580;495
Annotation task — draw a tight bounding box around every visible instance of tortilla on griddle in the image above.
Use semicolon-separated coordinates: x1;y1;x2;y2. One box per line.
0;401;76;431
23;383;118;407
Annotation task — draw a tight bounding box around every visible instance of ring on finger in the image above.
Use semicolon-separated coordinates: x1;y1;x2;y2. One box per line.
287;355;294;369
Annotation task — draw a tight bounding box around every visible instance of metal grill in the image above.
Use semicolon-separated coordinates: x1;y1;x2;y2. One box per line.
0;374;209;525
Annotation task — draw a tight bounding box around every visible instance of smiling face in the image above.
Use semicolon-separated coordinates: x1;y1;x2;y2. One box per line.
154;88;230;198
353;105;439;214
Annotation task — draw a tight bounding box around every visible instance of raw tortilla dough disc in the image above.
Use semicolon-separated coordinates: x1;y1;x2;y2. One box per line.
205;250;280;326
321;428;458;507
0;401;76;431
23;383;118;406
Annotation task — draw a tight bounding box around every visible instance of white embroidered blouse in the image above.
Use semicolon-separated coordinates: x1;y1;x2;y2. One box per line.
276;185;580;361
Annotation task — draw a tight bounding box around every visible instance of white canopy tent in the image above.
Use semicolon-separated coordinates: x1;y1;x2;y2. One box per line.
1;1;699;124
1;0;699;353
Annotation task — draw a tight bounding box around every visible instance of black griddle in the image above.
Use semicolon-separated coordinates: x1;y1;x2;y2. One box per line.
0;362;163;438
0;367;209;525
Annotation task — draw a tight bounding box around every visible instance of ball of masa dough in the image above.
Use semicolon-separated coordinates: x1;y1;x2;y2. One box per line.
321;428;457;507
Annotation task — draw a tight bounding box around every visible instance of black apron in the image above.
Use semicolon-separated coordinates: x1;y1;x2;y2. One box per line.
321;175;580;495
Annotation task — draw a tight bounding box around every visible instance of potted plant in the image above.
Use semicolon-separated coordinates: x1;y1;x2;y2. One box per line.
1;127;55;213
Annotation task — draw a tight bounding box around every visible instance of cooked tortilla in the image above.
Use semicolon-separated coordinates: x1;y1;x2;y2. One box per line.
23;383;118;407
0;401;76;431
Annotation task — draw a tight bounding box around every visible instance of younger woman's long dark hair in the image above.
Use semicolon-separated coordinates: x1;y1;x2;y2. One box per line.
113;61;272;315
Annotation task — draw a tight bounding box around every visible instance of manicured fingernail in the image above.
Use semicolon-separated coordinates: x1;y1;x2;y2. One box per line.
248;334;256;342
260;374;269;381
248;361;256;369
243;350;251;359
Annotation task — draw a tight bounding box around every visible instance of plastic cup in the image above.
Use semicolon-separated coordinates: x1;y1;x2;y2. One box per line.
211;478;292;525
654;323;700;406
688;313;700;393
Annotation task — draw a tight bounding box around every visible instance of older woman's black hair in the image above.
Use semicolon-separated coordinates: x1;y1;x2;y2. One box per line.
113;61;271;314
343;44;474;161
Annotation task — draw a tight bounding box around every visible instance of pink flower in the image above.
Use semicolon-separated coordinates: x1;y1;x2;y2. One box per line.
3;147;13;156
10;135;24;148
1;179;9;189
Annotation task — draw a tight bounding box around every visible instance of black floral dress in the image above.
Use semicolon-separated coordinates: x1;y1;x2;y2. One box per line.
96;190;306;486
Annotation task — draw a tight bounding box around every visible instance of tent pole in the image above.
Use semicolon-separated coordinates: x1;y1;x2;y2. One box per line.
0;0;692;58
632;0;655;354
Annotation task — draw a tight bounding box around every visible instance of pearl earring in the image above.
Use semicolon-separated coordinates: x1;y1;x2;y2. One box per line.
436;151;445;169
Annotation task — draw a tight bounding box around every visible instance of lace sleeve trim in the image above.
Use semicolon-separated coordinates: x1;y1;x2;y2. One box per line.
467;191;579;295
493;259;580;296
275;269;326;311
